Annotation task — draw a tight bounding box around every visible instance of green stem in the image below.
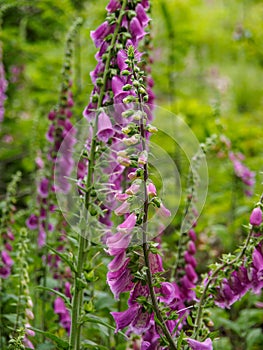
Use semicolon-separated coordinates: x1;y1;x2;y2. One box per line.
69;3;127;349
194;226;254;338
133;64;177;349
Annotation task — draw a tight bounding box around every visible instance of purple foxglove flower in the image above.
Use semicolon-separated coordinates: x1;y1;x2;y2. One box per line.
130;307;151;334
250;207;262;226
83;100;98;121
185;264;198;283
228;270;250;297
136;4;150;28
130;17;147;45
141;0;150;9
128;282;149;307
65;281;72;299
95;41;109;61
1;250;14;267
0;265;11;279
26;214;38;230
38;227;46;248
149;253;164;273
90;60;105;84
115;192;129;202
117;213;136;232
188;228;197;241
106;232;131;256
38;178;49;198
141;341;151;350
35;156;44;169
111;76;131;103
107;265;133;299
25;324;35;337
23;337;34;349
108;251;129;272
186;338;213;350
126;183;141;195
215;280;239;308
115;200;130;215
252;247;263;279
184;251;197;268
54;297;67;315
91;21;113;48
106;0;121;12
157;203;171;217
97;111;114;143
138;150;148;165
25;308;34;320
159;282;179;304
117;50;129;72
188;241;196;255
147;182;157;196
5;242;12;251
48;110;56;120
46;124;55;142
111;304;140;332
180;275;196;301
60;309;71;334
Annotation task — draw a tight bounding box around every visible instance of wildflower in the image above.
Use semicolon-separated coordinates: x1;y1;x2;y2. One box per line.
186;338;213;350
250;207;262;226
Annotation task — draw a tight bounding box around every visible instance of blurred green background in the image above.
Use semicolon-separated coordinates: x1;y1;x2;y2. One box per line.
0;0;263;348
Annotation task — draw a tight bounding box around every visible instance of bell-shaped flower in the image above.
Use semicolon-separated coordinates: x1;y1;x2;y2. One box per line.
147;182;157;197
115;200;130;215
54;297;67;315
117;213;137;232
117;50;129;72
130;17;147;45
111;304;140;332
91;21;113;48
126;182;141;195
107;261;133;299
1;250;14;267
26;214;38;230
250;207;262;226
186;338;213;350
37;178;49;198
96;111;114;143
106;231;132;256
185;264;198;283
106;0;121;12
157;203;171;217
136;4;150;28
115;192;129;202
187;241;196;255
108;251;129;272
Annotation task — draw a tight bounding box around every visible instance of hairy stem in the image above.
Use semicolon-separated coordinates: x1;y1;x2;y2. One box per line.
69;3;127;349
133;63;177;349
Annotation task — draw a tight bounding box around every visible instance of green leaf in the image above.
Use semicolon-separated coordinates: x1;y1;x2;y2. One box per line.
46;244;76;272
177;330;185;350
34;286;71;308
29;328;68;349
81;315;127;339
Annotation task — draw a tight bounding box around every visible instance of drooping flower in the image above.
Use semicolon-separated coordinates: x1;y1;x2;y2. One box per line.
97;111;114;142
186;338;213;350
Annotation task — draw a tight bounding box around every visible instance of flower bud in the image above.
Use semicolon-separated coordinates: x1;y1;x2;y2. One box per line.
250;207;262;226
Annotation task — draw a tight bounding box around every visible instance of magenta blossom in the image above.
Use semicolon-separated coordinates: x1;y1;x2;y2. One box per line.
187;338;213;350
250;207;262;226
96;111;114;142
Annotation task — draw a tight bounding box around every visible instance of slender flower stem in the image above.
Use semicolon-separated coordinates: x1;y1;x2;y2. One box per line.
69;3;127;349
132;62;177;349
194;226;254;338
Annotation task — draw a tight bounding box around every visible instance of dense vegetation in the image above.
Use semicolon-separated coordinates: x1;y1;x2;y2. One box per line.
0;0;262;349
